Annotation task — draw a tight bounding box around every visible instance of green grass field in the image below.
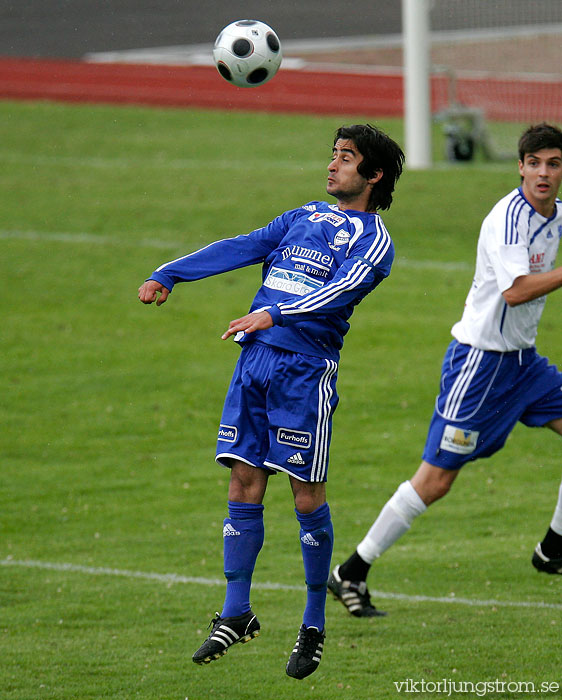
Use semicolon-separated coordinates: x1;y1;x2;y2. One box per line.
1;100;560;700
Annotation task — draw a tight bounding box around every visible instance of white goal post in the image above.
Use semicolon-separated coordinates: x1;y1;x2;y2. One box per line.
402;0;432;169
402;1;562;167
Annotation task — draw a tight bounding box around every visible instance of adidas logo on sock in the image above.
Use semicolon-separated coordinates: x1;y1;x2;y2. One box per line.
223;523;241;537
287;452;305;465
301;533;320;547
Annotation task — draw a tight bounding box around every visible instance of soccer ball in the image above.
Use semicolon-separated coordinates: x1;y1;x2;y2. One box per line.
213;20;282;88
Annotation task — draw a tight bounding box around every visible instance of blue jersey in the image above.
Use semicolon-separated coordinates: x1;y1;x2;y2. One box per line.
149;201;394;360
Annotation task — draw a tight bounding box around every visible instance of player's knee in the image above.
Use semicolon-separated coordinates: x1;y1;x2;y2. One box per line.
228;461;268;503
412;463;458;505
294;493;317;513
290;478;326;514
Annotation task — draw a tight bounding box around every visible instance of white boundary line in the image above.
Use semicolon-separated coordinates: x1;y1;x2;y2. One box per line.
0;229;472;271
3;151;324;172
0;229;182;250
2;558;561;610
3;148;516;174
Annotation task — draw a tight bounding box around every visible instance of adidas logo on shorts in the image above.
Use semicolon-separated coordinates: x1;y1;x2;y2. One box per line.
287;452;306;465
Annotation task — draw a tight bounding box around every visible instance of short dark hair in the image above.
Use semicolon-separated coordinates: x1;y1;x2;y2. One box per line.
334;124;404;211
518;122;562;161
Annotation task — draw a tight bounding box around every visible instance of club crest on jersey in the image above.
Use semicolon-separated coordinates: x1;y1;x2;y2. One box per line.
218;424;238;443
308;212;346;227
333;229;350;246
440;425;479;454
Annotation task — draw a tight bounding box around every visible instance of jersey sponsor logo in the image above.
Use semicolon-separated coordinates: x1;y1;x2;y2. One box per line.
297;263;329;279
308;211;346;227
218;424;238;442
277;428;312;449
287;452;306;465
530;251;546;273
440;425;479;454
264;266;324;296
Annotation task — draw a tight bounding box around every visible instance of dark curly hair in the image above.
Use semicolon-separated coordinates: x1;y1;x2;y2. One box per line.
334;124;404;211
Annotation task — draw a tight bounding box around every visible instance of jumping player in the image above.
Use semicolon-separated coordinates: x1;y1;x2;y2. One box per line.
329;123;562;619
138;125;404;677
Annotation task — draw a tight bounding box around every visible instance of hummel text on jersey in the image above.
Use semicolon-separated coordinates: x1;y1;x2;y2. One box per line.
281;244;333;268
277;428;312;449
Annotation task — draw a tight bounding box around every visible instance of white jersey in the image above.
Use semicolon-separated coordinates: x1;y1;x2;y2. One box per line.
452;187;562;351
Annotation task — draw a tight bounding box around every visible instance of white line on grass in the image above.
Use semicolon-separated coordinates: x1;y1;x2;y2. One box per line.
3;151;323;172
2;558;561;611
0;229;473;271
0;229;182;250
4;150;516;174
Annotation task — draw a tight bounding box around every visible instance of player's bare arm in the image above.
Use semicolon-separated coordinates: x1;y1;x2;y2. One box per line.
503;266;562;306
221;310;273;340
138;280;170;305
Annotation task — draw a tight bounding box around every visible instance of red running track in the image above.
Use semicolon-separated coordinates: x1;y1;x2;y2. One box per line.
0;57;560;121
0;57;404;115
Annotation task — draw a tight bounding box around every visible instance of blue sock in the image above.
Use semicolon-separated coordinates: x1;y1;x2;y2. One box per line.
221;501;264;618
296;502;333;631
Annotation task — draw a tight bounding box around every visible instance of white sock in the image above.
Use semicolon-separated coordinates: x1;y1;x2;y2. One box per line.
550;480;562;536
357;481;427;564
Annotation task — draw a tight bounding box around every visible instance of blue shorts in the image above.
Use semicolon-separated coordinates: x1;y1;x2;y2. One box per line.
216;342;339;482
423;341;562;470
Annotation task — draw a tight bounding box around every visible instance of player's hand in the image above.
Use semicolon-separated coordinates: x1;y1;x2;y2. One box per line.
138;280;170;306
222;310;273;340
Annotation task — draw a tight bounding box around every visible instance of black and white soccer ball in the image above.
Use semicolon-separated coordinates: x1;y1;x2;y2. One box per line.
213;20;282;88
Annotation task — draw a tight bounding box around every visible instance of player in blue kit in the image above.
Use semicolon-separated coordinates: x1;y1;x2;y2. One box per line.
329;123;562;619
138;124;404;678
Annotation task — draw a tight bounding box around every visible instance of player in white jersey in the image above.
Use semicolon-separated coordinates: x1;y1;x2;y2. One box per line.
328;123;562;618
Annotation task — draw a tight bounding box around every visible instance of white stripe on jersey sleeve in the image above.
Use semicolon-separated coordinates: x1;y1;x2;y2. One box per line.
277;220;391;316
